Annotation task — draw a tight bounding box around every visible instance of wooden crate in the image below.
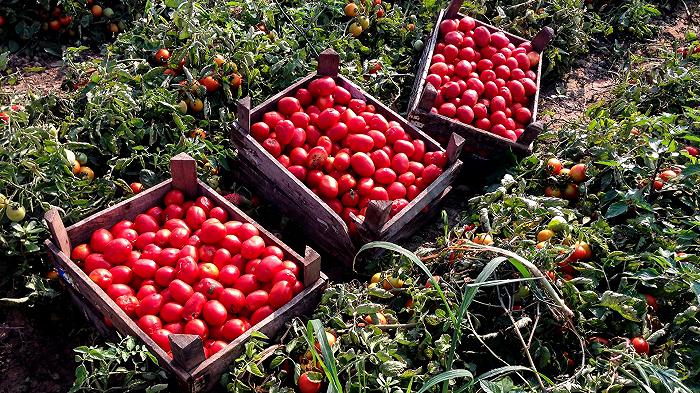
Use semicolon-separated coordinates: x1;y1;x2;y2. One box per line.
406;0;554;157
232;49;464;267
44;153;328;393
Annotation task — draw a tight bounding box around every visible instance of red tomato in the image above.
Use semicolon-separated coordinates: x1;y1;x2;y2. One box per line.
318;175;339;199
84;254;111;273
115;295;139;317
184;319;209;339
273;269;298;284
263;111;285;129
250;305;274;325
201;300;227;326
234;274;259;295
194;277;224;300
254;256;283;282
136;293;164;318
184;206;206;230
309;77;336;96
222;318;248;341
107;284;135;301
374;168;397;185
241;236;266;259
90;229;113;253
164;189;185;206
137;285;158;300
233;223;259;240
110;266;133;285
88;268;113;289
176;256;200;284
151;329;172;351
155;266;177;287
317;108;340;130
157;248;180;267
631;337;649;354
299;372;322;393
251;122;270;141
71;243;92;262
152;229;171;247
350;153;375;177
269;281;294;309
133;214;159;234
183;292;207;320
169;279;194;304
306;146;329;170
160;302;184;323
133;259;158;279
199;220;227;244
275;97;300;116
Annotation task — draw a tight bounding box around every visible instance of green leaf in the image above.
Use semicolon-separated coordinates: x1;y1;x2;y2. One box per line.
246;362;265;378
606;202;628;218
599;291;646;322
416;369;473;393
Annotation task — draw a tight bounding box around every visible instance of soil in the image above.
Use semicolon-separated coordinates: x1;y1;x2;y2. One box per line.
0;2;697;392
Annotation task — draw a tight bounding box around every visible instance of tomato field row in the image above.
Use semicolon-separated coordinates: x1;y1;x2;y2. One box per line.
1;0;699;392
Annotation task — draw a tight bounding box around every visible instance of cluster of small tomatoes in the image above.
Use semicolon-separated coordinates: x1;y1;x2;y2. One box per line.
344;0;386;37
0;104;22;125
427;16;540;142
250;76;448;230
152;49;243;116
544;158;587;200
535;216;592;281
70;189;305;359
65;149;96;183
29;1;123;37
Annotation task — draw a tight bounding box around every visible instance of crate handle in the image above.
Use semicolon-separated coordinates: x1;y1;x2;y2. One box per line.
532;27;555;53
44;208;71;255
518;121;543;146
445;0;463;19
169;334;206;371
446;133;466;165
317;48;340;77
170;153;198;199
303;246;322;288
417;82;438;113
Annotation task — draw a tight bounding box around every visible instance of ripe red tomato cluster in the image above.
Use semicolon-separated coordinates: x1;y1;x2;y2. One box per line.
427;16;540;142
71;189;304;359
251;76;448;230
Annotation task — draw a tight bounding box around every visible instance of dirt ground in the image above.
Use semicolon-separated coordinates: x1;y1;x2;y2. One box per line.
0;3;698;392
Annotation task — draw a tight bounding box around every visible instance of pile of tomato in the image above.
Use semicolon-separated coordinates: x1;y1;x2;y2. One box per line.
70;189;305;358
426;16;541;142
250;76;448;230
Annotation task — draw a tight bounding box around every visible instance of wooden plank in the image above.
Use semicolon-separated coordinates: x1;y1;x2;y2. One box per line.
171;153;198;199
45;241;192;385
190;274;328;392
317;48;340;77
233;96;252;139
303;246;321;288
66;180;172;245
381;160;462;239
445;0;463;19
518;121;543;147
446;133;466;165
44;208;71;255
170;334;206;372
532;26;555;53
357;200;392;241
406;8;444;117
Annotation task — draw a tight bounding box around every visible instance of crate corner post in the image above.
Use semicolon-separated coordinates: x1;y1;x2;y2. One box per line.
170;153;198;198
518;121;543;147
532;26;555;53
446;133;466;164
44;208;71;255
170;334;206;372
234;96;252;139
317;48;340;77
445;0;464;19
417;82;438;113
303;246;321;287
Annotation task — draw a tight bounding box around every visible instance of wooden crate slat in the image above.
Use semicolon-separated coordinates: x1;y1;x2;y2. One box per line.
171;153;198;199
66;179;173;245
